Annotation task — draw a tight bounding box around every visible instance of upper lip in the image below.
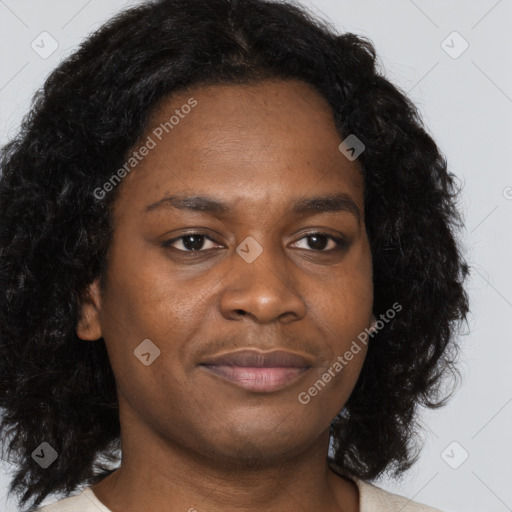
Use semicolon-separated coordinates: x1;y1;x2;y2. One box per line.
200;349;313;368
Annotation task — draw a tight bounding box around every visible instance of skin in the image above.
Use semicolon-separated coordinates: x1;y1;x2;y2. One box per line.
77;79;375;512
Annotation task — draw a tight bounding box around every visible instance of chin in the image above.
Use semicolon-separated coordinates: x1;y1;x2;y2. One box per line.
196;425;310;465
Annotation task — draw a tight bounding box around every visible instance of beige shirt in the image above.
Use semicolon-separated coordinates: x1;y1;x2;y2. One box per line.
36;473;443;512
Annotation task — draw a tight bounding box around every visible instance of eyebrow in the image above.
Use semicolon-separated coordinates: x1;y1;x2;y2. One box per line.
145;192;361;223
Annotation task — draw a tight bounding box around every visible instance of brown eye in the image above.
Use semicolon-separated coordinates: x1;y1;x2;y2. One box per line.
291;232;348;252
162;233;220;252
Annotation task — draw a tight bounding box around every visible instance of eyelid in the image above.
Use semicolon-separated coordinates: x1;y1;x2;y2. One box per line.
162;231;349;253
290;232;348;251
161;233;223;251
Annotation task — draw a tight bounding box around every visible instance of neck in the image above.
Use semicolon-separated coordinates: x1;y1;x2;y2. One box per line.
91;401;359;512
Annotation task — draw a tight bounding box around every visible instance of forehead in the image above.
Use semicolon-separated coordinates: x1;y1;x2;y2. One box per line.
113;79;365;219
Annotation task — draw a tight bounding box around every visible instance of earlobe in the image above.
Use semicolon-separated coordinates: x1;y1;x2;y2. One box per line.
76;278;103;341
369;314;377;332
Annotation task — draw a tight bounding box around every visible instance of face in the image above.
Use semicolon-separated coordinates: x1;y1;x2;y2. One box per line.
78;79;374;467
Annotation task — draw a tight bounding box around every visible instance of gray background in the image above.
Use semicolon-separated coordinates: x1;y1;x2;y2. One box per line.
1;1;511;511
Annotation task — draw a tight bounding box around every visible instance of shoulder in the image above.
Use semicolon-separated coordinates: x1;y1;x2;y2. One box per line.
35;487;111;512
355;478;444;512
328;461;444;512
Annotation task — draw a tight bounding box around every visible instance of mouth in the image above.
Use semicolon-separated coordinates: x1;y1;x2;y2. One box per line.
199;349;313;392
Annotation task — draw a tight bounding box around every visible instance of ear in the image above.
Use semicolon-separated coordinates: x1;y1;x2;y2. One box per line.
76;278;103;341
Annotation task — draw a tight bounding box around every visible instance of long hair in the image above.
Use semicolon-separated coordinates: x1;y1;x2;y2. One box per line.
0;0;470;509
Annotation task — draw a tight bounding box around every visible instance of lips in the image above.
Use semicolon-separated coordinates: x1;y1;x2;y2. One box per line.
199;349;313;392
200;349;312;368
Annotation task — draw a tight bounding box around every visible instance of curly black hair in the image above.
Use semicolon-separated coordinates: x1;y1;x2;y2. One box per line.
0;0;470;509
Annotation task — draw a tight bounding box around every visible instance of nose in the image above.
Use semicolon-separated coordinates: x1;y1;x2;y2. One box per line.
218;238;307;324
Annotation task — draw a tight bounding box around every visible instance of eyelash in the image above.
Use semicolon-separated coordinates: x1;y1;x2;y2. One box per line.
161;231;349;253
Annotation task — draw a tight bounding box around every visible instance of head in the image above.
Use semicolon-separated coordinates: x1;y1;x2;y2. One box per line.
0;0;469;510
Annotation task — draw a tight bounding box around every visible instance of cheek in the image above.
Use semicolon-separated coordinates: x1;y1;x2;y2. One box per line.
324;243;373;324
301;280;371;421
346;239;374;320
100;247;212;384
98;267;194;422
308;242;373;381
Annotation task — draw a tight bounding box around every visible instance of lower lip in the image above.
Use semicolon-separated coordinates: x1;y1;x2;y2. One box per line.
200;365;310;392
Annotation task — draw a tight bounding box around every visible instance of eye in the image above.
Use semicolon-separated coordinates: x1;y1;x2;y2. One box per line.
162;231;348;253
291;232;348;252
162;233;221;252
